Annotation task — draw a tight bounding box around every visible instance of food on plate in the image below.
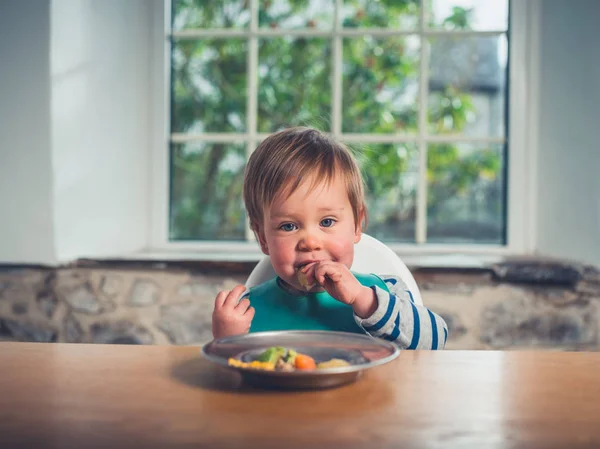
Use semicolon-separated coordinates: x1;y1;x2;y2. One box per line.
227;346;351;372
294;353;317;370
316;358;351;369
227;359;275;371
256;346;290;364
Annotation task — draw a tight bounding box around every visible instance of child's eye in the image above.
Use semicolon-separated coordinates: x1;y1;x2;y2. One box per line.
320;218;336;228
279;223;297;232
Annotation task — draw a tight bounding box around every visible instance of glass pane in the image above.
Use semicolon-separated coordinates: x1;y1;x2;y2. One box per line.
258;38;331;133
430;0;508;31
342;0;420;29
170;142;247;241
427;143;505;244
259;0;334;29
343;36;420;133
172;0;250;30
354;143;419;242
428;36;507;137
171;39;247;133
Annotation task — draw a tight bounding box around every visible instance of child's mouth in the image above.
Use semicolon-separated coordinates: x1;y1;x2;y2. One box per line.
296;260;321;270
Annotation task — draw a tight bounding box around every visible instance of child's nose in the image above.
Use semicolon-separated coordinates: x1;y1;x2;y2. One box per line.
298;229;322;251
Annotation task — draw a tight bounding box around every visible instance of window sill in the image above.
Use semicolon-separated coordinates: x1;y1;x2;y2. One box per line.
83;247;509;271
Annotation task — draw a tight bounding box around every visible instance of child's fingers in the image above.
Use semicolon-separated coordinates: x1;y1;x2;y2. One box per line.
300;261;318;274
244;306;256;320
222;284;247;309
235;297;251;313
214;290;231;309
315;261;344;285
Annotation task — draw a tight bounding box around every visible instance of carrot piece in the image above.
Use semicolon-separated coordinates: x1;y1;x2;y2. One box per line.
294;353;316;370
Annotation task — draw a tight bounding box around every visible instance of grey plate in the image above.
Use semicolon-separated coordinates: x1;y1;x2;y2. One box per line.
201;331;400;390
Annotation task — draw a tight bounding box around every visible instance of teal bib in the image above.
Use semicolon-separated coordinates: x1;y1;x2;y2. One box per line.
248;272;389;334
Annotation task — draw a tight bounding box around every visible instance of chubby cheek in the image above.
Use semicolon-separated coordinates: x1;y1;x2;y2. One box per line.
267;238;297;279
333;240;355;269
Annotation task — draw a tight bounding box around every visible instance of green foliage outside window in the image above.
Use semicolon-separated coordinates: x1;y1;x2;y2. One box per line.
170;0;507;244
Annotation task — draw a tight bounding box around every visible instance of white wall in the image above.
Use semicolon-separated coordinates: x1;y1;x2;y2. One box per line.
0;0;56;264
536;0;600;267
0;0;152;264
51;0;152;262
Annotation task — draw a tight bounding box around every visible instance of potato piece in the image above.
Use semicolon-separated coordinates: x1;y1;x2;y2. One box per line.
296;270;315;291
316;358;351;369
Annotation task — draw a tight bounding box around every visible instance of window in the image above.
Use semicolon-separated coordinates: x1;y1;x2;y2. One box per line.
157;0;524;256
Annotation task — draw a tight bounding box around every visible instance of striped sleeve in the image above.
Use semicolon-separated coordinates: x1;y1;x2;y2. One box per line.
353;275;448;350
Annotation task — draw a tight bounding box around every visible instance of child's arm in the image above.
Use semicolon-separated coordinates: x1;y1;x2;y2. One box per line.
310;262;447;349
354;275;448;350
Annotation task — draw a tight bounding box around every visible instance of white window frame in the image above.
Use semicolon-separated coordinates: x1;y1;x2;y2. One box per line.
149;0;540;262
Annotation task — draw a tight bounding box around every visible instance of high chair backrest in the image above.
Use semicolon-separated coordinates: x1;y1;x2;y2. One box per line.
245;233;423;305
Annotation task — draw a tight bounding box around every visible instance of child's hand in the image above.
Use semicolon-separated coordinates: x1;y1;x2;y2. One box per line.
212;285;255;339
303;261;378;318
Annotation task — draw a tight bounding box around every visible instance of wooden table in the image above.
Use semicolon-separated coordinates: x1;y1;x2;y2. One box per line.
1;343;600;449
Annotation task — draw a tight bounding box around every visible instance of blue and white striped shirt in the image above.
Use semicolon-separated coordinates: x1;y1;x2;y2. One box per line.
354;275;448;350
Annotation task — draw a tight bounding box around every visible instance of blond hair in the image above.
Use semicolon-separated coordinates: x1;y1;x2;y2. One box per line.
243;127;367;232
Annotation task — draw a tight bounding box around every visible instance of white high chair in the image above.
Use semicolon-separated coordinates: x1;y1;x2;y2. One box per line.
245;233;423;305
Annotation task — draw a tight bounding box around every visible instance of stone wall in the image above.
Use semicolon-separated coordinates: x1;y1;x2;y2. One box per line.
1;259;599;350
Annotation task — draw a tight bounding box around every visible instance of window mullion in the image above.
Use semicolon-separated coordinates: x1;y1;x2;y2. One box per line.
416;1;429;245
245;0;259;242
332;0;342;138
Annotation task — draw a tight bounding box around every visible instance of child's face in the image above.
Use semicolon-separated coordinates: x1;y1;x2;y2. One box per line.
256;173;362;291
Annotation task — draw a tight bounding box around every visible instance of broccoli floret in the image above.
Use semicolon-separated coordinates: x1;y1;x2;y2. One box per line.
256;346;286;364
283;349;297;364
